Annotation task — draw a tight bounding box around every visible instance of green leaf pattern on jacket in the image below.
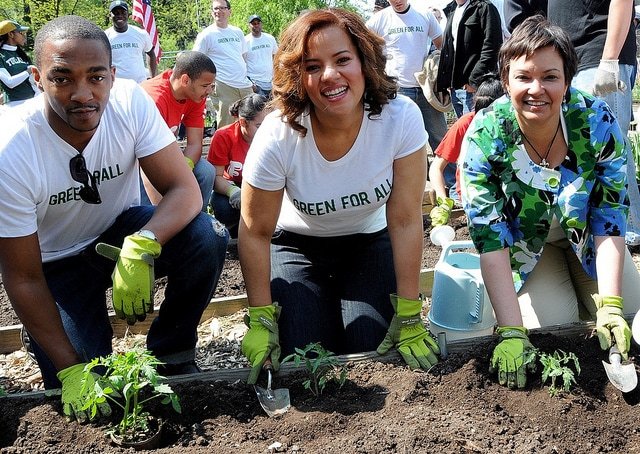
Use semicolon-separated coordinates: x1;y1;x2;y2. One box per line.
461;87;629;292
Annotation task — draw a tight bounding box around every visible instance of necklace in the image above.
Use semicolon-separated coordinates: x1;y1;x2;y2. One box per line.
520;121;561;168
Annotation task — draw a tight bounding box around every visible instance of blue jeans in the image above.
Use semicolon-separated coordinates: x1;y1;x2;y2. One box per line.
451;88;475;119
139;159;215;213
30;206;229;388
572;64;640;242
398;86;447;151
210;191;240;238
270;229;396;356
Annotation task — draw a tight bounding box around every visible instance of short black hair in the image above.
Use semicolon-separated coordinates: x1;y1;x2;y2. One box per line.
173;51;216;80
474;73;504;111
34;15;112;68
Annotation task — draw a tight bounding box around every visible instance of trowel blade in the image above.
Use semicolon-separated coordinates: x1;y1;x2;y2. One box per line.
254;384;291;417
254;368;291;417
602;347;638;393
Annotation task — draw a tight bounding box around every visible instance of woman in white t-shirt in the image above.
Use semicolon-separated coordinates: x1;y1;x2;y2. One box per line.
239;8;440;385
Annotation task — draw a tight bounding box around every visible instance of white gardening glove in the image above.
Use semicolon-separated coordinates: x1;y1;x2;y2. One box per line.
227;184;241;209
593;60;626;97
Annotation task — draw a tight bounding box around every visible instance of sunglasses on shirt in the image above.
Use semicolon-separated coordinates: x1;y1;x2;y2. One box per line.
69;154;102;204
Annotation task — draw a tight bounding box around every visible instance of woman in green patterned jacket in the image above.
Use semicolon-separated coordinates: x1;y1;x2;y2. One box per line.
460;15;640;389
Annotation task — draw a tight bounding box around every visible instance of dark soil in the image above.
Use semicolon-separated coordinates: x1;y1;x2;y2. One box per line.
3;218;640;453
2;334;640;453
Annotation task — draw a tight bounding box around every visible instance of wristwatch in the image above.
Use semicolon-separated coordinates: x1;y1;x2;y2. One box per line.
136;229;158;242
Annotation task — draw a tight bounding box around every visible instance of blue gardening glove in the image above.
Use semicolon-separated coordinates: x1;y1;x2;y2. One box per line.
490;326;537;389
241;303;281;384
96;234;161;325
57;363;111;422
429;196;454;227
227;185;241;209
377;294;440;370
594;294;631;359
594;59;626;97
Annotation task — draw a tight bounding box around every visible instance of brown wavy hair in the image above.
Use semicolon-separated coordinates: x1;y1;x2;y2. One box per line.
272;8;397;136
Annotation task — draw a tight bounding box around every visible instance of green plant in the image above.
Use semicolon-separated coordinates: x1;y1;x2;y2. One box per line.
81;347;181;441
282;342;348;397
0;385;6;397
538;349;581;397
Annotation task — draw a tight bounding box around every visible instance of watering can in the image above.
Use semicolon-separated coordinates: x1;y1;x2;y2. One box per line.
428;240;496;341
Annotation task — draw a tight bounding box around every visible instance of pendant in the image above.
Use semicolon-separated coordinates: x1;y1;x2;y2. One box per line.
539;158;549;168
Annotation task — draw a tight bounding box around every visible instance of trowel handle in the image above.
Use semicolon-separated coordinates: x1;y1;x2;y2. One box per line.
610;344;623;365
263;357;274;371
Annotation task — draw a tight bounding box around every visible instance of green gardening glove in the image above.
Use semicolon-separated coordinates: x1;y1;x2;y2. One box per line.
594;294;631;359
490;326;537;389
377;294;440;370
57;363;111;422
241;303;282;384
96;234;161;325
429;196;454;227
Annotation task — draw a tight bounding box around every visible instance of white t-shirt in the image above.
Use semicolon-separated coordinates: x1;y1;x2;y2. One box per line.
105;26;153;83
0;79;176;262
367;5;442;87
193;24;252;89
243;95;428;236
244;32;278;89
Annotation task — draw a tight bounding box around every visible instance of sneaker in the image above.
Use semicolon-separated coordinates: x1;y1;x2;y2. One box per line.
157;361;202;377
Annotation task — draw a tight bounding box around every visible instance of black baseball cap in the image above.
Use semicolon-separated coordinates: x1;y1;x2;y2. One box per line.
109;0;128;12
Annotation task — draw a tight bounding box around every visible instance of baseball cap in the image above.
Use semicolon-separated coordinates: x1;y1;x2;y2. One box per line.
248;15;262;23
109;0;128;12
0;20;29;36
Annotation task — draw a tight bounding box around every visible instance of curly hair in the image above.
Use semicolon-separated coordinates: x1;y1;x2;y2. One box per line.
272;8;397;136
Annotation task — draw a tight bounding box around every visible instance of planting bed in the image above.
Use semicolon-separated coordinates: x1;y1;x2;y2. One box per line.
1;219;640;453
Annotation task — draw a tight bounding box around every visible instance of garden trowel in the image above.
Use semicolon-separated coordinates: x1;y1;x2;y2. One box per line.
602;344;637;393
254;361;290;417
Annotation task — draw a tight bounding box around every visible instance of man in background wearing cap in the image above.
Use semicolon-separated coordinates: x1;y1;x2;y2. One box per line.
0;19;37;107
105;0;157;83
193;0;253;128
244;15;278;99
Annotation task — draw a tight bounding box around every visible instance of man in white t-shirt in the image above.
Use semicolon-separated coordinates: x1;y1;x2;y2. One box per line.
104;0;157;83
367;0;447;153
244;15;278;99
0;16;228;420
193;0;253;127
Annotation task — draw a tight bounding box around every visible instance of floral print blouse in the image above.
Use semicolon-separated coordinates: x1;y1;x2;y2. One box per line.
460;88;629;292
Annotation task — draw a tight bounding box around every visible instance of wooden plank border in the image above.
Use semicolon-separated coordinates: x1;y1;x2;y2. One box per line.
0;268;436;355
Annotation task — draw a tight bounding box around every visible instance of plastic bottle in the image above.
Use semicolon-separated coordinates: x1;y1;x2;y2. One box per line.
429;225;455;247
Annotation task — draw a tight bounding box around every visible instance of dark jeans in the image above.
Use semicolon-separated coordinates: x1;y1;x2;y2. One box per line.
30;206;229;388
270;228;396;356
398;86;447;152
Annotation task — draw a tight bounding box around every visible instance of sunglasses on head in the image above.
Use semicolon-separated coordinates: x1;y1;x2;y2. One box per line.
69;154;102;204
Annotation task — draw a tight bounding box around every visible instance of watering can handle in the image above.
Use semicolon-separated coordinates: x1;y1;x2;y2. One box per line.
440;240;476;260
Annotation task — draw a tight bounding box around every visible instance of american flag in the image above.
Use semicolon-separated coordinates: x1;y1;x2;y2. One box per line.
132;0;162;62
